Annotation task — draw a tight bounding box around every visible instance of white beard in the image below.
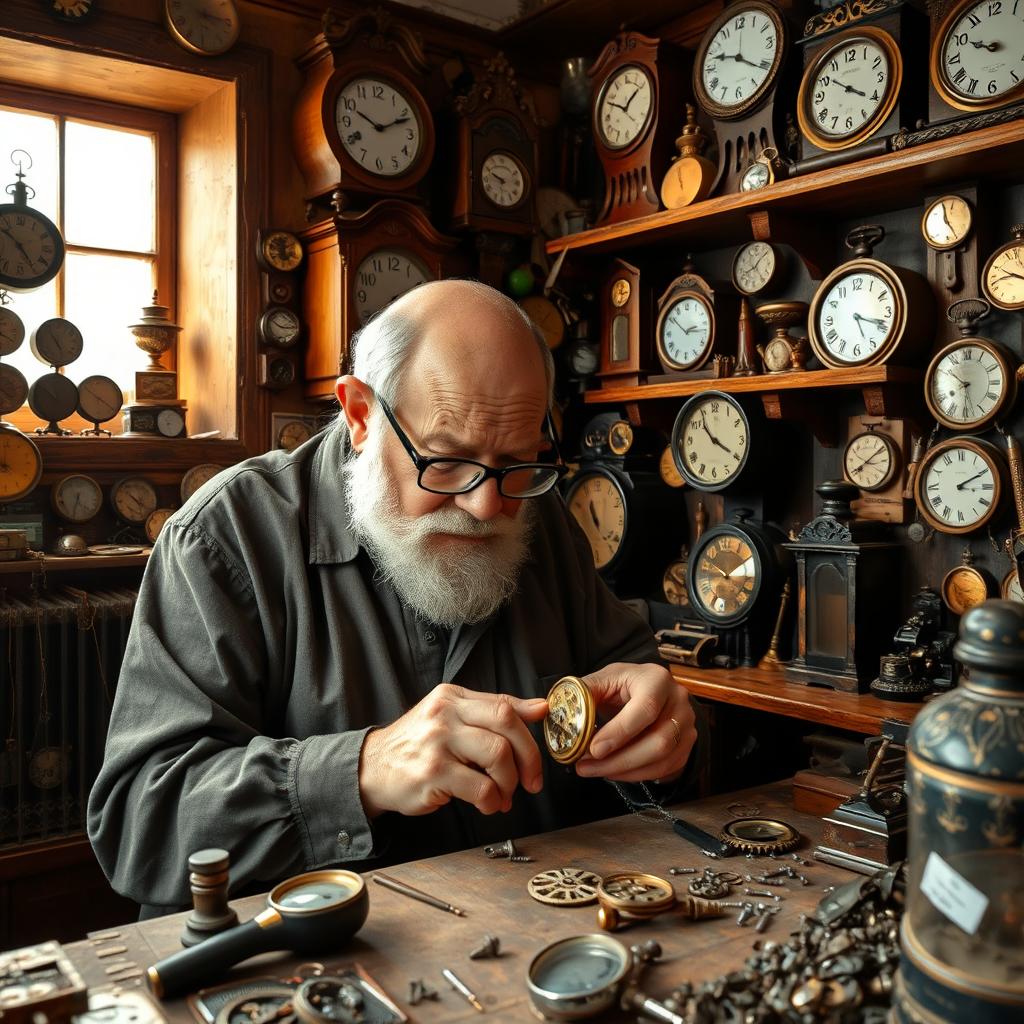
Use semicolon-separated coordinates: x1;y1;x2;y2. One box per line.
342;423;536;629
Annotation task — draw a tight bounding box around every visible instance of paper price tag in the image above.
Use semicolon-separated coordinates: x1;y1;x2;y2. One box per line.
921;851;989;936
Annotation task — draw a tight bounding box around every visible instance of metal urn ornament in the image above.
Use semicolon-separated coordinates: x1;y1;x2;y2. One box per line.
128;290;182;403
894;600;1024;1024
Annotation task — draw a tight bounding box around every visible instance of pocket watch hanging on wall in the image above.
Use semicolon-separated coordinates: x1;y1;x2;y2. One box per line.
0;151;65;293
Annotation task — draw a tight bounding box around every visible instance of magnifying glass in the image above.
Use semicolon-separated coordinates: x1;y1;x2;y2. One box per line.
147;870;369;1000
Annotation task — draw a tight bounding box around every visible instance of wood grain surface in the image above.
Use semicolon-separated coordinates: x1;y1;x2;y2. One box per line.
63;781;874;1023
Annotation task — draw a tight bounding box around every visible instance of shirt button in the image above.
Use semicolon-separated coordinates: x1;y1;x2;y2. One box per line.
424;630;437;645
337;830;351;850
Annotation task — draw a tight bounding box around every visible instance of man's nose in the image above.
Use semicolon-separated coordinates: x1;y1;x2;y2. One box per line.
454;477;503;521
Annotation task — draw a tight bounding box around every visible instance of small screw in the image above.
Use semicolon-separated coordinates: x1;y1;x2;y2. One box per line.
797;874;810;886
483;839;516;859
744;888;781;900
736;903;754;926
509;855;534;863
669;867;698;875
761;867;790;879
469;934;501;960
790;853;810;865
752;876;786;886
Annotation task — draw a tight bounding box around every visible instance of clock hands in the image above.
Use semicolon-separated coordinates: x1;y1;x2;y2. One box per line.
356;110;387;132
623;87;641;112
956;469;987;491
968;39;999;51
0;226;38;269
700;415;734;456
831;76;867;98
588;500;601;531
853;311;888;331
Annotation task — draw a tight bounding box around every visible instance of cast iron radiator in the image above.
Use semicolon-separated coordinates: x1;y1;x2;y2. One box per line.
0;586;137;849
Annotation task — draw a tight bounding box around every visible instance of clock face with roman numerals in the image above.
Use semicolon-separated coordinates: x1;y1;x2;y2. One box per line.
925;339;1012;430
937;0;1024;108
353;249;430;325
335;77;423;178
813;269;897;366
595;66;654;150
915;439;1002;534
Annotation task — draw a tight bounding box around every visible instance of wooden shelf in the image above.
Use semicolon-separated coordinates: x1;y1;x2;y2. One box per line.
547;120;1024;258
0;552;150;574
670;663;924;735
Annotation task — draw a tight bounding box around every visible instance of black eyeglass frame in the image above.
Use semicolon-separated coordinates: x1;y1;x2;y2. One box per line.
374;393;568;498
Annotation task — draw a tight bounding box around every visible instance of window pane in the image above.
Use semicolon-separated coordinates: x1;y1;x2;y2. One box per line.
0;108;59;224
3;281;58;387
65;121;155;253
63;252;155;396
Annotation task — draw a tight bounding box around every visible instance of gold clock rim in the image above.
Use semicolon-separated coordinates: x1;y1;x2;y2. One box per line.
0;426;42;503
606;419;634;456
842;430;899;492
981;239;1024;311
163;0;240;57
658;445;686;488
51;473;103;523
259;229;304;273
592;63;656;156
544;675;597;766
920;195;974;252
1000;566;1021;600
480;149;531;211
930;0;1024;112
913;436;1005;535
0;363;29;416
924;336;1016;432
692;0;788;122
940;564;990;615
596;871;676;915
689;524;761;624
796;26;903;153
807;257;909;369
731;240;780;296
654;289;716;372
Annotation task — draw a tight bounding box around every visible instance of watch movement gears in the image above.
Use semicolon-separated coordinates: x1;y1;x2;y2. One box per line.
527;867;603;907
719;817;801;855
597;872;675;916
543;675;596;766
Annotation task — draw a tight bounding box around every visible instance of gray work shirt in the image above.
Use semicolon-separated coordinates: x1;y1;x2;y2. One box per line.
87;424;660;912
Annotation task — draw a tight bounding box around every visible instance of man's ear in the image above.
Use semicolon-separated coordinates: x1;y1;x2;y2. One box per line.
335;375;374;453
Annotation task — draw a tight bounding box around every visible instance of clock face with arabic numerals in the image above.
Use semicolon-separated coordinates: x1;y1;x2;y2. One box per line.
334;77;424;178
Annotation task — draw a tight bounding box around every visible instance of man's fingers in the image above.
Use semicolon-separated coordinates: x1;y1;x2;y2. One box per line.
441;762;506;815
456;698;544;794
448;725;520;809
587;686;667;760
457;689;549;721
577;715;694;780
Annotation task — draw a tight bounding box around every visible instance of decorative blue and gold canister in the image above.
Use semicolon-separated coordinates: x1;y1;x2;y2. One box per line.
894;600;1024;1023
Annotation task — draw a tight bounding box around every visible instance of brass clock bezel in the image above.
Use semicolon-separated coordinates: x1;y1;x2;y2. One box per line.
1001;567;1022;601
808;257;910;369
981;231;1024;311
256;229;304;273
693;0;788;121
658;445;685;488
921;195;974;252
924;336;1017;432
688;521;763;626
610;278;631;307
930;0;1024;112
655;289;716;372
607;419;634;456
592;63;656;156
913;436;1006;536
0;426;42;503
544;675;597;766
164;0;240;57
941;563;990;615
597;872;676;917
843;429;900;492
796;26;903;152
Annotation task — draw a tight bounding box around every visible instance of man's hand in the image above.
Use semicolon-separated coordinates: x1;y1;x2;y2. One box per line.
574;662;696;784
359;684;548;818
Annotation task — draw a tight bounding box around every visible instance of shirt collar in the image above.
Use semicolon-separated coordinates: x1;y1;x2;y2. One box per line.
308;423;360;565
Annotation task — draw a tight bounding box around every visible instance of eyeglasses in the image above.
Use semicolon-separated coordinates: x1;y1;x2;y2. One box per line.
375;393;567;498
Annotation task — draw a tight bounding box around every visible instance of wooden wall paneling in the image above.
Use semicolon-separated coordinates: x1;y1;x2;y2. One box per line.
301;218;344;399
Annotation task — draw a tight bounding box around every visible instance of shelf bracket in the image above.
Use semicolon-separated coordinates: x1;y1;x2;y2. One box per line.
860;383;928;436
748;209;831;281
762;391;838;447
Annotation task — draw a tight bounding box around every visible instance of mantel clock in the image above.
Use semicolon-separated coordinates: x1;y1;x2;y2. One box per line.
292;8;436;211
654;264;736;377
692;0;795;195
448;52;539;237
588;31;692;224
300;199;456;395
795;0;927;164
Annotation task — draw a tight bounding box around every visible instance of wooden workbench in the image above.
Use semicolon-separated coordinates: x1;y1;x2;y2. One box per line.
63;782;866;1022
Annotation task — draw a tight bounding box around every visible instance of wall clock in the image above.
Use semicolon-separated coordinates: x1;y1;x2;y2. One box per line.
0;307;25;356
692;0;794;195
981;225;1024;310
913;436;1006;535
588;31;692;224
597;258;653;387
181;463;223;504
300;200;456;398
256;229;304;274
808;224;934;368
0;425;42;503
844;427;901;493
448;53;539;237
928;0;1024;122
0;158;65;293
670;391;754;492
164;0;240;57
0;364;28;416
30;318;83;369
732;241;785;297
292;9;435;210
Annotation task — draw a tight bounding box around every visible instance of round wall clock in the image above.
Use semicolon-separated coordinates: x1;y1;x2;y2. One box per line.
258;306;302;349
0;162;65;293
797;27;902;152
0;307;25;356
593;65;654;152
1001;567;1023;602
931;0;1024;112
30;317;83;368
52;474;103;524
520;295;565;350
843;429;900;492
76;375;124;426
565;468;628;571
0;364;28;415
981;226;1024;311
921;194;973;252
110;477;159;525
941;552;991;615
256;229;303;273
732;241;783;297
353;248;430;325
0;426;42;502
671;391;751;492
28;372;78;429
688;518;765;626
913;436;1005;535
181;463;224;504
655;290;714;372
693;1;787;121
164;0;240;57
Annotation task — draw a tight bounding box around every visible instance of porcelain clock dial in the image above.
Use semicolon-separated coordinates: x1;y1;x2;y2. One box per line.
814;269;896;364
805;35;893;141
925;339;1012;431
671;392;750;491
935;0;1024;108
697;5;782;116
658;295;713;370
915;439;1002;534
335;77;422;178
596;66;653;150
844;430;898;491
566;472;626;570
481;152;526;208
353;249;430;325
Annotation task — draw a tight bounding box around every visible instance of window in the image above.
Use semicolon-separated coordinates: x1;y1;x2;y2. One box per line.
0;86;175;430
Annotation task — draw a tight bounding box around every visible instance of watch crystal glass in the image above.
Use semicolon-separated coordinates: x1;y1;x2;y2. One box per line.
658;295;712;369
927;342;1007;429
815;269;896;364
596;66;653;150
699;6;781;114
807;36;891;139
938;0;1024;104
335;77;422;177
740;161;770;191
918;443;998;531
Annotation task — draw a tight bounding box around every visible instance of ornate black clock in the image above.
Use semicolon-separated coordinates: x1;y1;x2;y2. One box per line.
0;153;65;293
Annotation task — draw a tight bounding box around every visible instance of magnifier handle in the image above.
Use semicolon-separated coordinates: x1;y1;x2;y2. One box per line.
147;913;278;1000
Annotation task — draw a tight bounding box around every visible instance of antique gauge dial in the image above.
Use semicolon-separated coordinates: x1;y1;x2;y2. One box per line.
543;675;596;766
732;241;783;296
981;226;1024;310
694;2;787;120
931;0;1024;111
28;373;78;431
480;151;527;208
520;295;566;350
656;291;714;371
111;477;159;525
30;318;83;368
738;149;778;191
0;163;65;293
0;364;28;415
335;76;423;178
257;229;303;273
565;470;627;570
258;306;302;349
921;195;973;251
720;817;800;854
181;463;224;503
52;474;102;524
1001;567;1023;602
0;307;25;356
76;375;124;426
844;429;900;492
278;419;313;452
353;249;429;325
797;28;902;151
145;508;175;544
164;0;240;57
594;65;654;150
0;426;42;502
157;407;186;438
689;522;762;625
658;445;685;488
671;391;750;492
914;437;1005;535
941;552;990;615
